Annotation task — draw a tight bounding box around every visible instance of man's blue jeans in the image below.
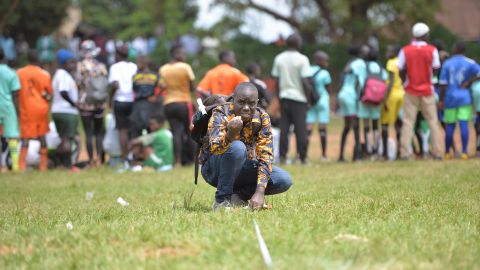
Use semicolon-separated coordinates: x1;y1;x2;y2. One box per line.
201;141;292;203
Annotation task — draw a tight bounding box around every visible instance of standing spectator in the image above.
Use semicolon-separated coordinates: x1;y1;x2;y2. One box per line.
159;45;195;167
439;41;480;159
129;55;159;138
0;49;21;172
17;50;52;171
1;32;17;67
197;49;248;97
51;49;79;170
271;33;313;164
337;46;367;162
108;45;138;170
105;37;116;67
306;51;332;160
36;32;56;73
358;49;388;157
77;40;108;167
132;35;148;56
398;22;443;159
380;45;404;160
245;63;272;109
472;80;480;156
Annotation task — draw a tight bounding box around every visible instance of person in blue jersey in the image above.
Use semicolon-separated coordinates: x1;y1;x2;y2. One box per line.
306;51;332;160
439;41;480;160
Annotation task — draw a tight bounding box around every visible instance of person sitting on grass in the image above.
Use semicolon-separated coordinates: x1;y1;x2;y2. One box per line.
200;82;292;211
129;113;174;172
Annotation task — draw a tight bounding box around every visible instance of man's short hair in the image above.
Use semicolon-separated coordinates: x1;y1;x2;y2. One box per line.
245;63;260;75
233;82;258;97
286;34;301;48
170;44;183;57
150;113;166;125
454;41;466;54
218;49;232;62
27;50;39;64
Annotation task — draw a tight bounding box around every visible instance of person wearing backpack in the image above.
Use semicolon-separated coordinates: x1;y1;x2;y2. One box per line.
199;82;292;211
76;40;108;167
306;51;332;160
358;49;388;158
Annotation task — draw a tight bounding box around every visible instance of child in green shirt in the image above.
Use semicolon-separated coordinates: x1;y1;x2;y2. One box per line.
130;113;173;171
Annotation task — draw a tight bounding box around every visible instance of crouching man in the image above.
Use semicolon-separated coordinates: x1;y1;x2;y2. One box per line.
201;82;292;211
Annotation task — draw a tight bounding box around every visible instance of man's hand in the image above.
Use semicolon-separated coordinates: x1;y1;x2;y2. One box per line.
250;186;265;210
227;116;243;141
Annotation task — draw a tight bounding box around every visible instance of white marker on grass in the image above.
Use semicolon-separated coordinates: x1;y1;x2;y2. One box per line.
253;219;273;268
86;191;94;201
117;197;129;207
66;222;73;230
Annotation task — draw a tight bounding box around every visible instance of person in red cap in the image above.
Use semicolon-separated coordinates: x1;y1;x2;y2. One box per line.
397;22;443;159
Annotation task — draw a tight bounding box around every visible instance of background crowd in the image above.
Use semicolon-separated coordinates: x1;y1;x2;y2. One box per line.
1;18;480;173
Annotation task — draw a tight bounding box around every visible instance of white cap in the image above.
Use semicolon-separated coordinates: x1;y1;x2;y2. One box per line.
412;22;430;38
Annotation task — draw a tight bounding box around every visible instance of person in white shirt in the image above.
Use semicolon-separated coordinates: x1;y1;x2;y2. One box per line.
108;45;138;168
271;33;313;164
51;49;79;170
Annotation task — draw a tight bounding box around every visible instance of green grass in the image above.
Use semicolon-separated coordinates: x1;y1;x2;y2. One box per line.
0;159;479;269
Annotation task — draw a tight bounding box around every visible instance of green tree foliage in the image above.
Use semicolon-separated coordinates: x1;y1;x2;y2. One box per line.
78;0;198;40
0;0;70;43
212;0;441;43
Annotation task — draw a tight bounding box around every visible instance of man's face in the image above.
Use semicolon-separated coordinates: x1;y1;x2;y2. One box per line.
175;48;185;62
65;59;77;73
233;87;258;122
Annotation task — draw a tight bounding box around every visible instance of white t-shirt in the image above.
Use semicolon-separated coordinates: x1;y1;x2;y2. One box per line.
271;50;311;103
108;61;138;102
51;69;79;115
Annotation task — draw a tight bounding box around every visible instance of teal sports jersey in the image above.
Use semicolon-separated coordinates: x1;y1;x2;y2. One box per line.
310;65;332;106
139;128;174;166
0;64;21;117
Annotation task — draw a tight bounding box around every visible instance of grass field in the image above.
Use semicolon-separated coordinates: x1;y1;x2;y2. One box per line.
1;116;480;269
1;158;479;269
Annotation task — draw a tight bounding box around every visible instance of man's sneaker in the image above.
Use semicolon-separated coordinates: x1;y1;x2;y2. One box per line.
213;200;232;212
231;194;248;207
460;153;469;160
444;153;452;160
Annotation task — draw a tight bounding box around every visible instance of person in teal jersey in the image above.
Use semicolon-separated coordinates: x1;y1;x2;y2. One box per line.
337;45;369;161
472;81;480;155
130;113;174;172
358;49;388;157
306;51;332;160
0;50;21;172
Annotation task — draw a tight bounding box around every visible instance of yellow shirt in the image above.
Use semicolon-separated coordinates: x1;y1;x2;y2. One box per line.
386;58;404;96
159;62;195;105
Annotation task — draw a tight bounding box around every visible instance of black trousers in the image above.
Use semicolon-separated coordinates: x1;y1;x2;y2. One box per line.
279;98;308;161
164;102;195;165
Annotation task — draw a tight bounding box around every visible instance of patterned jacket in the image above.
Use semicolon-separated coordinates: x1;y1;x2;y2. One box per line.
200;103;274;187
